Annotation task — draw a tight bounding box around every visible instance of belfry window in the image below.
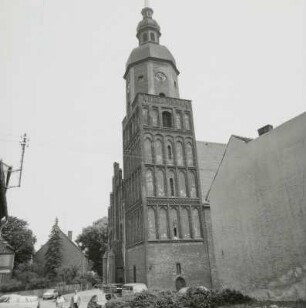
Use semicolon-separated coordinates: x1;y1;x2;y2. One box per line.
162;111;172;128
150;33;155;42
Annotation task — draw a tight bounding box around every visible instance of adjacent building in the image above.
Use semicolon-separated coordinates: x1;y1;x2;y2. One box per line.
35;225;88;276
207;114;306;300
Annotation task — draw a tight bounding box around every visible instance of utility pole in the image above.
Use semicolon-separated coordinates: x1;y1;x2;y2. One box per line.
8;133;29;189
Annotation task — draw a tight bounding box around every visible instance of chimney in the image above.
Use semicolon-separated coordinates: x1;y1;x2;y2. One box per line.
258;124;273;136
68;231;72;241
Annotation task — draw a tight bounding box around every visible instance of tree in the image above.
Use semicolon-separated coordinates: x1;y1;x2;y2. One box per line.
45;218;62;279
76;217;108;276
2;216;36;268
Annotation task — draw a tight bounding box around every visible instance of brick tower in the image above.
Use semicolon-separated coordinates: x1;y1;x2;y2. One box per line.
122;5;212;289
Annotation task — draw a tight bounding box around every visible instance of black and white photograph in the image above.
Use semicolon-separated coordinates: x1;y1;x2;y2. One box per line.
0;0;305;307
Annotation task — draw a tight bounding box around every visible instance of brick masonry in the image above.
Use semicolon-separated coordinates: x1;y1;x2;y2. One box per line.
147;242;212;289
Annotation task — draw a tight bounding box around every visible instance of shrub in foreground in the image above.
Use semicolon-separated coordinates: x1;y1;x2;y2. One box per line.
105;288;253;308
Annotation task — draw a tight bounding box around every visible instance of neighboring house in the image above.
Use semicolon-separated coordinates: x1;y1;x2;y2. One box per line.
34;226;88;275
207;113;306;301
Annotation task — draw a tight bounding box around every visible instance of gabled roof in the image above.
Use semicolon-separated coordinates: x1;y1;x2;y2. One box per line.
35;225;85;257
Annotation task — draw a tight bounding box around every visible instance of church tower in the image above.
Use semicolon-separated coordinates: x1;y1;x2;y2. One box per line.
122;4;212;289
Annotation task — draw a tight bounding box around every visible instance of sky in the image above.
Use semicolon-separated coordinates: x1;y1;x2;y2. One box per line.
0;0;305;249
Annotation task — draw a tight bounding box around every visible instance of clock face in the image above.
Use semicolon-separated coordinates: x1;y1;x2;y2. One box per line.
155;72;167;82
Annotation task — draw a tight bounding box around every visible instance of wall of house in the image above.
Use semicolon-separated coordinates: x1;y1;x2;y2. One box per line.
125;245;146;284
208;113;306;300
146;242;212;290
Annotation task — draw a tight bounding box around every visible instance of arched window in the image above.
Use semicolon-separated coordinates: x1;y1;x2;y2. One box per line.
178;171;187;197
155;139;163;164
151;109;158;127
176;142;184;166
142;108;149;125
186;142;194;166
176;112;182;129
162;111;172;128
170;208;179;239
143;33;148;42
159;93;166;97
156;169;165;197
168;171;176;196
181;208;190;238
184;113;191;130
192;208;201;238
144;138;153;163
150;32;155;41
145;169;154;197
159;208;168;239
189;172;197;198
148;207;156;240
167;142;174;164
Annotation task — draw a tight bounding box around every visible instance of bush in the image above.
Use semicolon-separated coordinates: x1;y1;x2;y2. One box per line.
105;288;253;308
0;279;23;293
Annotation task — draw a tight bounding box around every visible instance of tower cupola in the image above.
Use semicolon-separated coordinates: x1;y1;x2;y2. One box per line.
137;7;161;45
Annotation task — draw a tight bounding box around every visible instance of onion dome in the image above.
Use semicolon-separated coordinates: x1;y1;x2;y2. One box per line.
124;7;179;77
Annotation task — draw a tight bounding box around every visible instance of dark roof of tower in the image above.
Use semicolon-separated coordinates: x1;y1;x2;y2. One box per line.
125;43;179;77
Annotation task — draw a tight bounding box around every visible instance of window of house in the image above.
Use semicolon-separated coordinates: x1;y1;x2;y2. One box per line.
168;171;176;196
162;111;172;128
143;33;148;42
170;208;179;239
133;265;137;282
176;112;182;129
150;33;155;41
176;263;181;275
138;75;144;82
142;108;149;125
159;93;166;97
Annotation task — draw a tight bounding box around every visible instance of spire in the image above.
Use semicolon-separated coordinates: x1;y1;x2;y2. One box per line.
144;0;151;8
137;4;161;46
